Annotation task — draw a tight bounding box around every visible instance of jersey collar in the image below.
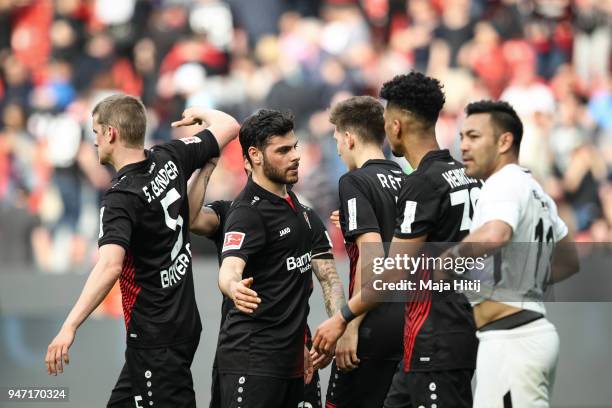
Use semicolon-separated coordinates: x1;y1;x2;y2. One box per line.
362;159;403;171
115;150;152;180
246;177;301;209
417;149;453;170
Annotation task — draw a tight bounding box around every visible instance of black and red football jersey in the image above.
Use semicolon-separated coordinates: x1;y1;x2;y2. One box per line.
98;130;219;348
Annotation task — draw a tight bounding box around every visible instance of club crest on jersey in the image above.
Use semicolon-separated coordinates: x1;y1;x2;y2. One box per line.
303;211;311;229
179;136;201;145
223;232;245;252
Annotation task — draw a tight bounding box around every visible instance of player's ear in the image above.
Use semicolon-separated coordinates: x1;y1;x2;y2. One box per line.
248;146;262;166
107;125;117;144
498;131;514;154
391;117;401;139
346;131;355;149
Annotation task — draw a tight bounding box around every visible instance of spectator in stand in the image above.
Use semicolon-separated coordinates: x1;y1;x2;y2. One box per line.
572;0;611;87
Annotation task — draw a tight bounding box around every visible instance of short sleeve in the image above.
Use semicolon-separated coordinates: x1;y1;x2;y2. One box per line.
206;200;232;247
338;174;380;241
162;129;220;177
220;204;266;262
308;208;333;259
394;175;441;239
98;191;140;250
474;177;522;232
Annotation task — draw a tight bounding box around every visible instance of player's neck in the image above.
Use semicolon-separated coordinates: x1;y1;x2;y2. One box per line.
488;156;518;180
112;147;147;172
252;173;288;197
403;133;439;170
354;145;385;169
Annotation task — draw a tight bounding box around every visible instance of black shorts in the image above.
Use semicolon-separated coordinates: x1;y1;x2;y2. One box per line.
325;358;398;408
210;364;221;408
219;373;304;408
107;338;199;408
383;362;473;408
305;370;323;408
213;366;320;408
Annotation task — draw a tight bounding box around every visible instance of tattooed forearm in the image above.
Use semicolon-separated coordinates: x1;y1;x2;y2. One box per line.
312;258;346;317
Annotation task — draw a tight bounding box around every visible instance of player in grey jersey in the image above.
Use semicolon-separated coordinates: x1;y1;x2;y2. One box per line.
442;100;579;407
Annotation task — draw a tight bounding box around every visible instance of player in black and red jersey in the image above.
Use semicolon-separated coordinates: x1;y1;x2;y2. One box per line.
314;73;479;408
324;96;406;408
215;109;345;408
44;95;239;408
187;157;340;408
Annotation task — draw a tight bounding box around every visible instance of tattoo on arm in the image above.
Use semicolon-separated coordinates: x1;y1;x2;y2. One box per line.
312;258;346;317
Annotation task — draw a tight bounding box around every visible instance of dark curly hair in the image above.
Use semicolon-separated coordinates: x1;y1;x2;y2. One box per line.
239;109;295;162
465;100;523;153
379;72;445;126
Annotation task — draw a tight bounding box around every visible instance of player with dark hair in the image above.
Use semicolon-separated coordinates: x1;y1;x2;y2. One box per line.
441;99;578;407
216;109;346;408
314;73;480;408
463;100;523;154
187;158;341;408
324;95;406;408
44;95;240;408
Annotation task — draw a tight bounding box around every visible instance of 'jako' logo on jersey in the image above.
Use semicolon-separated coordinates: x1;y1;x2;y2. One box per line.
223;232;245;252
279;227;291;237
286;251;312;274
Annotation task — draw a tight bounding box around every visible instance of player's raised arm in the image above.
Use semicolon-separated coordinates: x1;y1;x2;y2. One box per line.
187;158;221;235
218;256;260;314
172;107;240;150
45;244;125;375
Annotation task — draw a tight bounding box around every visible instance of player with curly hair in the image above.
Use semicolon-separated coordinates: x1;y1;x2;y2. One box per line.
315;72;480;408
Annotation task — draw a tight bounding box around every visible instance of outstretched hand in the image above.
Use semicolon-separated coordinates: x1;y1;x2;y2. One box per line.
230;277;261;314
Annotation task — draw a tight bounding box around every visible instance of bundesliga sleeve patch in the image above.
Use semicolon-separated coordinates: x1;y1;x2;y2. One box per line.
222;232;245;252
179;136;202;145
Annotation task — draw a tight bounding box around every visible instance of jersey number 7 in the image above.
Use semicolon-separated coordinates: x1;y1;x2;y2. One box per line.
450;187;481;231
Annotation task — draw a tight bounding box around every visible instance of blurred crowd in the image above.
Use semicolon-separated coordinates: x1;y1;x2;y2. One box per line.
0;0;610;273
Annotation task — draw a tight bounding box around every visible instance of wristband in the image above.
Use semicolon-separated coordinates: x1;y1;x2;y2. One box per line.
340;304;356;323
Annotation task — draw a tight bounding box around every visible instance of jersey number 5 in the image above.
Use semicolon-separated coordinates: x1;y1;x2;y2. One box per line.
160;187;184;261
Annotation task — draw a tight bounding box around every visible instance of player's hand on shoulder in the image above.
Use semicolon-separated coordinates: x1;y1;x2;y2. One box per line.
230;277;261;314
335;321;360;372
45;327;75;376
171;107;208;128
